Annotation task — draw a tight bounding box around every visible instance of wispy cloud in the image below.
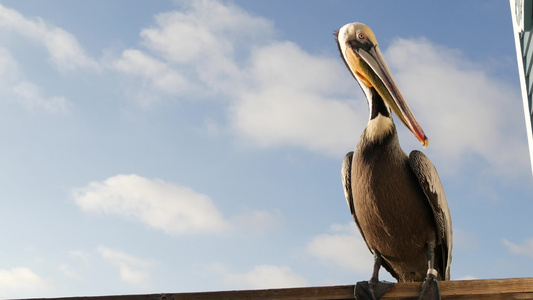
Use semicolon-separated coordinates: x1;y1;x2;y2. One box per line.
452;228;479;251
107;0;528;177
58;264;78;280
0;3;98;71
0;1;526;175
0;46;72;113
112;0;361;155
112;49;191;105
73;174;285;237
386;37;528;174
232;209;284;232
0;267;49;295
73;174;232;235
111;0;274;105
58;250;92;280
502;238;533;260
68;250;91;264
140;0;274;67
98;246;155;286
0;46;20;80
305;223;373;273
456;275;478;280
230;41;360;155
211;263;308;289
12;81;71;113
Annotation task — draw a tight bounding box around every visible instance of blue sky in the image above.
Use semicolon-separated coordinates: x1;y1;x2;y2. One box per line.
0;0;532;298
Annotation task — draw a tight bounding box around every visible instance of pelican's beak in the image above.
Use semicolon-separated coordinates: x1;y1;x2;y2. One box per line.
337;23;429;148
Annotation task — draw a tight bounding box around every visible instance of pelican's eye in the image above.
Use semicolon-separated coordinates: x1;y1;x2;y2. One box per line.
357;32;366;40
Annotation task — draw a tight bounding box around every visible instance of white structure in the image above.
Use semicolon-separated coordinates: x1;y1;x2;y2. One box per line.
510;0;533;175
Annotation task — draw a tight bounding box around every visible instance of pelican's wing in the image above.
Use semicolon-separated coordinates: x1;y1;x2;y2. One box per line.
341;152;371;251
409;150;453;280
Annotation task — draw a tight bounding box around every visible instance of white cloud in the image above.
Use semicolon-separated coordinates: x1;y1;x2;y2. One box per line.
212;263;307;289
232;209;284;232
12;81;71;113
0;46;72;113
105;0;366;158
73;174;285;236
73;174;231;235
0;47;20;80
69;250;91;263
452;228;479;251
456;275;478;280
0;267;49;293
386;37;528;174
108;0;528;171
140;0;274;64
0;3;98;71
114;0;274;100
0;1;525;171
230;41;362;155
502;238;533;260
58;250;92;280
106;0;363;155
59;264;78;279
98;246;155;285
306;223;373;273
0;46;22;95
112;49;190;104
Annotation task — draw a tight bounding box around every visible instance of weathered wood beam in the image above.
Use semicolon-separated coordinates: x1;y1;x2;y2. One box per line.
21;277;533;300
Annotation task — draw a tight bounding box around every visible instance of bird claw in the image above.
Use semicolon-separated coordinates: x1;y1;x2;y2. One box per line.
354;280;395;300
418;273;441;300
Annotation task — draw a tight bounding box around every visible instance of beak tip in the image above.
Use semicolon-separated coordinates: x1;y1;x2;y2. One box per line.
421;136;429;148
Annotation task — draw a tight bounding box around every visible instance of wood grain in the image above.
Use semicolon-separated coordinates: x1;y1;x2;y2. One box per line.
22;277;533;300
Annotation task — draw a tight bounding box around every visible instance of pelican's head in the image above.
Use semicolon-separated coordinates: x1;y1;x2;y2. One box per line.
336;22;428;148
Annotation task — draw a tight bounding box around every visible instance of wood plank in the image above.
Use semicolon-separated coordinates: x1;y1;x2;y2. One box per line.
21;277;533;300
384;277;533;299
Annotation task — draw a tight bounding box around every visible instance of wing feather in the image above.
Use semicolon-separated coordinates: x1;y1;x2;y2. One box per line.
342;152;371;252
408;150;452;280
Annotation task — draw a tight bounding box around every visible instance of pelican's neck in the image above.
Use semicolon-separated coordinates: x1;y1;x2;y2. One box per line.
364;113;394;143
361;85;395;143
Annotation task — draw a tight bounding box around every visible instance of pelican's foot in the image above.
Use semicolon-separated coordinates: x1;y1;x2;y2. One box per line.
418;273;441;300
354;280;394;300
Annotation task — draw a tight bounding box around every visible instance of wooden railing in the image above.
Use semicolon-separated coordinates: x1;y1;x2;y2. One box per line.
23;277;533;300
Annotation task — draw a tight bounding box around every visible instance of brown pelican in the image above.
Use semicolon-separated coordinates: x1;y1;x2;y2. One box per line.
336;23;452;300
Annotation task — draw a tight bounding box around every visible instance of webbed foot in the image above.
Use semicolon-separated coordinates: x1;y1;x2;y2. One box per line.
418;273;440;300
354;280;394;300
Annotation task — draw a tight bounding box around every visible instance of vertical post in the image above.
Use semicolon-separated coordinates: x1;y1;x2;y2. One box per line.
510;0;533;177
